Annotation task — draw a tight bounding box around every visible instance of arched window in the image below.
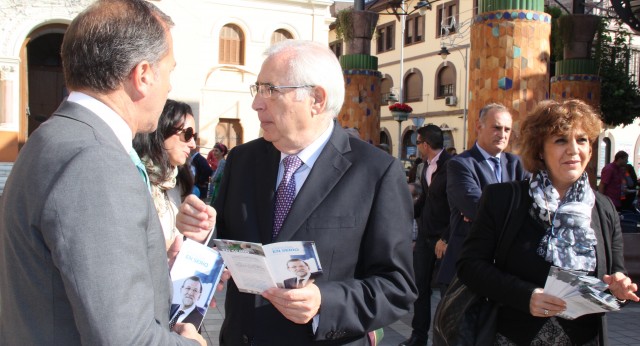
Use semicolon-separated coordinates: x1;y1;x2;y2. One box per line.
271;29;292;45
219;24;244;65
435;64;456;98
404;69;423;102
381;74;394;103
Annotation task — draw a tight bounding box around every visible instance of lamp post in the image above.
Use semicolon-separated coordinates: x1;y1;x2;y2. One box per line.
392;111;409;158
382;0;436;158
438;15;472;150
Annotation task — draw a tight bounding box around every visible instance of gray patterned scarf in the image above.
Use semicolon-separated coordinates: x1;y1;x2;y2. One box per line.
529;171;597;271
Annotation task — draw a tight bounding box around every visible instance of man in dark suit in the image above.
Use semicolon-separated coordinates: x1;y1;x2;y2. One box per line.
0;1;212;344
170;276;207;328
399;125;452;346
282;259;321;289
437;103;530;288
214;40;417;345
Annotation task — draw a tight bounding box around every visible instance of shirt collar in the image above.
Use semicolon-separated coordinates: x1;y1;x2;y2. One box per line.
66;91;133;152
428;149;444;166
475;142;501;161
280;120;334;168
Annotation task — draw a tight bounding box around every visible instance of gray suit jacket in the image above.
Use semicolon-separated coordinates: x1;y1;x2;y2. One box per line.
0;101;196;345
437;144;530;285
214;123;417;345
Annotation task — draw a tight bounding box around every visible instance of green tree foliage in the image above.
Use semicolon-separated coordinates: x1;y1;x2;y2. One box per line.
594;19;640;127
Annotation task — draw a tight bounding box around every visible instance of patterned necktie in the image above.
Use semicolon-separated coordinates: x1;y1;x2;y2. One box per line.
273;155;303;240
128;148;151;192
490;157;501;183
169;310;184;329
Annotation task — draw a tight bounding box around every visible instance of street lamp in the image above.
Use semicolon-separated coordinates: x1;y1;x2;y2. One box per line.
392;110;409;158
439;14;472;150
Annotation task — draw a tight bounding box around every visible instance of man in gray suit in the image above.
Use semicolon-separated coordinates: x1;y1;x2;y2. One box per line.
437;103;530;288
0;1;211;344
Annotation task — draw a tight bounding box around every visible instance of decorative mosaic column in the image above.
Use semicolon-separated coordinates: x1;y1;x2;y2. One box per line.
339;55;381;145
549;14;601;188
467;0;551;148
550;60;600;108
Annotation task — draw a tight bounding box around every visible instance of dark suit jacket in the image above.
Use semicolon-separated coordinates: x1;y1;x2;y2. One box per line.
283;272;321;289
0;101;195;345
170;304;206;328
457;181;624;344
414;150;452;240
437;144;529;285
214;124;417;345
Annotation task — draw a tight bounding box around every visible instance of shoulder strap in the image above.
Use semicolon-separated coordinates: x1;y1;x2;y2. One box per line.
494;180;527;268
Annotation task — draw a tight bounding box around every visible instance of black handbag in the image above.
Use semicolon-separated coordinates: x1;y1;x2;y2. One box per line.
433;181;525;346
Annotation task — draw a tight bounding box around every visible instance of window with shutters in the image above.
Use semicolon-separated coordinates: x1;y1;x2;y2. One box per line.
219;24;244;65
405;14;425;45
404;70;423;102
270;29;293;45
436;0;459;38
376;22;395;53
436;64;456;97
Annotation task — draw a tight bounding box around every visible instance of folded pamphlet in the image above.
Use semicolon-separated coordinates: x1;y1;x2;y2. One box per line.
212;239;322;294
544;266;619;320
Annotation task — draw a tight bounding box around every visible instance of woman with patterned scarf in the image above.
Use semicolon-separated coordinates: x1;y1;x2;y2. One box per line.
457;99;639;345
134;99;197;268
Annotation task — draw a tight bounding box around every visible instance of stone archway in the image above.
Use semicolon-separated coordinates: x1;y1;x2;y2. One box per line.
20;24;67;146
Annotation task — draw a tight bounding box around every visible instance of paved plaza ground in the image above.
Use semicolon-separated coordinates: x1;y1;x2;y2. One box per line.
200;287;640;346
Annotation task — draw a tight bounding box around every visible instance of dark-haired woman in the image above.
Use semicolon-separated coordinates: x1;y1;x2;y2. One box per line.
134;99;197;268
457;99;639;345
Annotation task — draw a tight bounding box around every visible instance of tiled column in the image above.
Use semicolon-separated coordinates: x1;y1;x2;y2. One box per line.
339;55;381;145
467;0;550;148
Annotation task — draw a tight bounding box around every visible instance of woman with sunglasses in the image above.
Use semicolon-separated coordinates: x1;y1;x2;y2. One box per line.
134;99;197;268
457;99;638;345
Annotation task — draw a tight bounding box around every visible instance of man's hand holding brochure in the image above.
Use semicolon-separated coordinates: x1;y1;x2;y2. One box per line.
544;266;620;319
212;239;322;294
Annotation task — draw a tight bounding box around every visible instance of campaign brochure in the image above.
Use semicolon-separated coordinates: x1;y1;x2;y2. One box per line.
169;239;225;329
211;239;322;294
543;266;620;320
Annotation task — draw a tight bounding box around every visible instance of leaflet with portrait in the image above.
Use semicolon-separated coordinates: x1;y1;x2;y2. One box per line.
169;239;225;329
212;239;322;294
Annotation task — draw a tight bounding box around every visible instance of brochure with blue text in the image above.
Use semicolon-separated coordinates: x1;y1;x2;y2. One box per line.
212;239;322;294
169;239;225;329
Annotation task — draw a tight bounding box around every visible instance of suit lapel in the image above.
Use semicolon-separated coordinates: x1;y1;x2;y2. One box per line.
258;143;281;244
274;125;352;241
470;145;497;183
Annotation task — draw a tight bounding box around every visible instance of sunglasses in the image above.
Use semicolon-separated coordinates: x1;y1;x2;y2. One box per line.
178;127;197;142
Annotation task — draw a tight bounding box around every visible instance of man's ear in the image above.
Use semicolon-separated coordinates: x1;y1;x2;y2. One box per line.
129;60;154;99
310;86;327;116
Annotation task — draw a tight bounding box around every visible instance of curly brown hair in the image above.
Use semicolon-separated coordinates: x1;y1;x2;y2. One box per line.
519;99;602;174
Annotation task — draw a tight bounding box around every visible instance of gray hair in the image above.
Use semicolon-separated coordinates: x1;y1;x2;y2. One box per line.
263;40;345;117
61;0;174;93
478;103;510;125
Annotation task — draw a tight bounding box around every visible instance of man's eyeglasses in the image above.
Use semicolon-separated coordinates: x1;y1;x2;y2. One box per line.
178;127;197;142
249;82;315;98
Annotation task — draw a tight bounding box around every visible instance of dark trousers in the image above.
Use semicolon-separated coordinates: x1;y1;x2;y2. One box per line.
410;234;442;341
